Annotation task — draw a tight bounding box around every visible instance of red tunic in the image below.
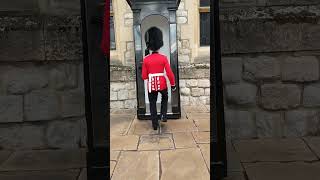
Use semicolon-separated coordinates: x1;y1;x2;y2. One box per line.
142;52;175;92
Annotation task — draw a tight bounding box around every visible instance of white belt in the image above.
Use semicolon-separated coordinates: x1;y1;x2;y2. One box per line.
148;73;165;93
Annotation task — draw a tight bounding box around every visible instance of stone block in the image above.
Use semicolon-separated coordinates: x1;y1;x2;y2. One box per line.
191;88;205;97
4;65;48;94
0;0;38;12
205;88;210;96
110;91;117;101
138;134;174;151
24;90;60;121
61;90;85;118
199;96;210;105
40;0;80;15
124;18;133;26
128;90;136;99
198;79;210;88
0;30;45;61
124;99;136;109
256;111;283;138
179;80;186;88
0;96;23;123
179;65;209;79
303;83;320;107
225;110;256;139
124;12;133;19
243;56;280;82
118;90;129;100
177;16;187;24
46;119;81;149
225;83;257;106
179;55;190;64
0;124;45;150
284;110;320;137
260;84;301;110
110;101;124;109
282;56;319;82
186;80;198;87
111;83;126;92
176;10;187;17
180;96;190;105
182;40;190;48
222;57;242;84
49;63;78;90
44;17;82;60
180;88;190;96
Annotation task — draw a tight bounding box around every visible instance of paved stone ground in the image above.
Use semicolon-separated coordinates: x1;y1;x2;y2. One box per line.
1;105;320;180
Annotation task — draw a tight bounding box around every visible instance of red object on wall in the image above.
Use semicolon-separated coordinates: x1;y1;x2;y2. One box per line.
101;0;110;56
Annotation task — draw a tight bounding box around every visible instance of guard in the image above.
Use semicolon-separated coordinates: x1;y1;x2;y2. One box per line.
142;27;176;130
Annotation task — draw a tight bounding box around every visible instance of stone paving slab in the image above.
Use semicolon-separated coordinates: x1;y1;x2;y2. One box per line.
0;149;86;171
128;120;159;135
110;151;120;161
110;114;135;135
223;172;246;180
111;109;136;115
233;138;317;162
194;119;210;132
161;120;198;133
112;151;159;180
173;132;197;148
110;161;116;177
0;170;80;180
303;137;320;158
199;144;210;171
192;132;210;144
138;134;174;151
110;135;139;151
160;148;209;180
187;112;210;121
0;151;12;165
244;162;320;180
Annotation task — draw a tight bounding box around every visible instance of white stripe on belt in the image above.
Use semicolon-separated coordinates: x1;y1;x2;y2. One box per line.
148;73;165;93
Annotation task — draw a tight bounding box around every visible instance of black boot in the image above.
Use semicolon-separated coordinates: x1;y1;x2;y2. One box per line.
152;120;158;130
161;115;167;122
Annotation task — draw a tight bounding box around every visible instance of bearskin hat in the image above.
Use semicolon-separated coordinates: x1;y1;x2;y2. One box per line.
145;27;164;52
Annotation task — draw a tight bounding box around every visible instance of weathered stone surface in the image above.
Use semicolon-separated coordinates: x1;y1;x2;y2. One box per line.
4;66;48;94
198;79;210;88
161;148;209;180
138;134;174;151
303;83;320;107
110;101;124;109
111;82;126;92
110;161;117;177
179;79;186;88
199;144;210;171
112;151;159;180
46;119;81;149
118;90;129;100
180;87;190;96
124;99;137;109
49;63;78;90
225;83;257;106
110;91;117;101
186;79;198;87
191;88;205;97
0;151;12;165
222;57;242;84
226;142;243;172
173;132;197;148
40;0;81;15
260;84;301;110
25;90;60;121
0;124;45;150
45;19;82;60
0;149;86;171
177;16;187;24
61;90;85;118
192;132;210;144
256;111;283;138
110;151;120;161
304;137;320;158
0;0;39;12
183;105;208;113
0;30;45;61
193;118;210;132
128;120;159;135
284;110;320;137
0;170;80;180
110;135;139;151
244;162;320;180
225;110;256;139
243;56;280;82
180;65;209;79
282;56;319;82
0;96;23;123
162;120;197;133
233;138;317;162
110;114;134;135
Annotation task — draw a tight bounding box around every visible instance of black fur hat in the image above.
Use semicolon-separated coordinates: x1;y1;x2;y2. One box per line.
145;27;164;53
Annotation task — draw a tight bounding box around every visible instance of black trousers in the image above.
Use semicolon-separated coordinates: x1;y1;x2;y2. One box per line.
148;89;168;125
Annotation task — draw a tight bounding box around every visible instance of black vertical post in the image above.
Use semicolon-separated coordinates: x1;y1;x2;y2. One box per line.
210;0;227;179
80;0;109;179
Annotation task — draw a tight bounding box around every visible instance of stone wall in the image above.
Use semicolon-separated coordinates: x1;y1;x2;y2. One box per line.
0;1;86;150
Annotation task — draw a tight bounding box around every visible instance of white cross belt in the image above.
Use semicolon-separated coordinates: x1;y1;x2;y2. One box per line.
148;73;165;93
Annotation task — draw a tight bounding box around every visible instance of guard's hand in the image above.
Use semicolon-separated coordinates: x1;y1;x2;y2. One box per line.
171;85;177;92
